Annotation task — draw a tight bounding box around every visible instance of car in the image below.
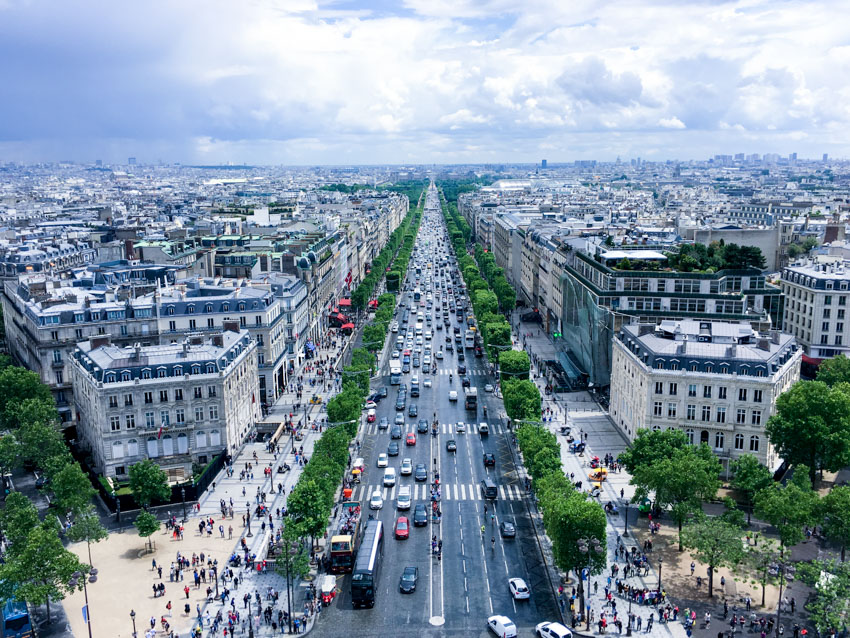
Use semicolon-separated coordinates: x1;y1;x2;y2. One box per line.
456;421;466;433
484;383;494;393
408;403;418;417
417;419;429;433
367;409;377;423
392;323;399;333
446;342;453;352
457;363;466;375
394;413;405;426
412;356;420;368
448;390;458;401
424;377;432;388
483;452;496;466
413;504;428;526
370;490;384;510
394;516;410;539
423;355;431;366
446;439;457;452
488;615;517;638
414;463;427;482
396;396;406;410
378;417;389;430
461;376;470;388
500;519;517;538
391;424;402;439
399;566;418;593
380;386;388;398
435;350;444;359
457;350;465;362
387;441;399;456
376;453;389;468
402;363;410;373
509;577;530;600
536;622;572;638
365;400;378;410
405;432;416;446
391;350;400;359
400;458;413;475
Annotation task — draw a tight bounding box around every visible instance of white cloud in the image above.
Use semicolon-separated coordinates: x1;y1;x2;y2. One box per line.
659;117;686;129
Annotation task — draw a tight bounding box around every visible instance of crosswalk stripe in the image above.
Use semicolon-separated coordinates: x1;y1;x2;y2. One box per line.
350;483;526;503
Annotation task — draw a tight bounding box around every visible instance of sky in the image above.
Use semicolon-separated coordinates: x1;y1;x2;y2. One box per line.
0;0;847;165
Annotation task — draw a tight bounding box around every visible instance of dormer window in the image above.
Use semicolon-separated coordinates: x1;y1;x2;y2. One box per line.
141;368;151;379
120;371;131;382
187;305;195;314
206;363;215;373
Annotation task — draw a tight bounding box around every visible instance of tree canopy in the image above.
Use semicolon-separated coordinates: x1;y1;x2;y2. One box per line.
681;517;745;597
128;459;171;509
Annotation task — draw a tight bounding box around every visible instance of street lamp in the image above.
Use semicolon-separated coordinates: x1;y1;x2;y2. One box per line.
246;509;253;537
112;491;120;523
181;487;187;523
130;610;137;638
213;564;219;598
69;568;97;638
658;558;663;591
576;538;603;631
247;597;255;638
623;500;630;538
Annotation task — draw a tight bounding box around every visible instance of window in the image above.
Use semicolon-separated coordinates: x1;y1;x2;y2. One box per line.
701;406;711;421
55;371;63;384
825;295;833;305
655;382;663;394
206;364;216;374
718;386;727;400
667;403;677;418
174;389;183;401
76;328;83;340
160;410;170;426
108;396;119;408
175;408;185;424
142;369;151;379
144;391;153;404
838;323;844;333
169;320;176;331
653;401;663;417
160;390;168;402
240;317;247;327
120;325;128;336
685;428;694;444
110;416;121;431
195;406;204;421
208;386;217;398
121;371;130;382
753;390;763;403
124;393;133;406
209;406;219;420
821;335;830;345
751;410;762;425
112;441;124;459
703;385;712;399
836;335;843;345
194;387;203;399
53;350;62;363
736;409;747;424
715;432;725;450
669;383;678;396
208;318;215;328
157;368;166;379
823;321;830;332
686;405;696;421
720;366;729;374
717;407;726;423
125;414;135;429
738;388;748;401
255;316;262;325
688;384;697;397
189;319;196;330
824;309;832;319
670;362;680;371
51;331;59;341
750;436;760;452
145;412;155;428
187;305;195;314
128;439;139;456
735;433;744;450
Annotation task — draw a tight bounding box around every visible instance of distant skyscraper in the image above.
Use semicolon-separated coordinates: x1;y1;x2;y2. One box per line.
541;159;547;168
789;152;797;163
823;153;829;162
95;159;102;167
128;157;136;166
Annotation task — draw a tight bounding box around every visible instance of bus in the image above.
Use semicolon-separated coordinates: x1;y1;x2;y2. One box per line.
329;501;361;574
464;330;475;349
351;519;384;608
390;364;402;385
1;601;33;638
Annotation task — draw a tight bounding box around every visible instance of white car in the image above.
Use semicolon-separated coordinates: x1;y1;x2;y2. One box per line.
536;622;572;638
392;323;399;333
456;421;466;433
484;383;494;393
400;458;413;475
448;390;458;401
508;577;530;600
488;615;517;638
369;490;384;510
365;401;378;409
435;350;444;359
376;453;389;468
424;378;432;388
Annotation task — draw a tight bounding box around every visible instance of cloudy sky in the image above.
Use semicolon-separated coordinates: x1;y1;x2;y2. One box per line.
0;0;847;164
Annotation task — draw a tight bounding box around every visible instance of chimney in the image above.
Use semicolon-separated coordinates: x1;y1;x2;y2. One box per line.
182;341;189;357
212;334;224;347
770;330;780;344
133;343;141;359
758;338;771;351
638;324;654;337
223;320;240;333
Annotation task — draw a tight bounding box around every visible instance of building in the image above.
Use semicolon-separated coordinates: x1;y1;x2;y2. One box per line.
70;327;259;480
609;320;801;473
780;257;850;375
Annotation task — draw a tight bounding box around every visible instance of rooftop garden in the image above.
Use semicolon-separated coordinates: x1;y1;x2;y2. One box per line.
606;241;766;273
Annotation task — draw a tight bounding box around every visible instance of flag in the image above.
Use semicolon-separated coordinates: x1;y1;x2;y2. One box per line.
157;425;164;439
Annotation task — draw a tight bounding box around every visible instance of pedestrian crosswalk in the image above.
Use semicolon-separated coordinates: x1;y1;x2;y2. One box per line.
348;482;526;502
363;421;503;436
434;368;489;376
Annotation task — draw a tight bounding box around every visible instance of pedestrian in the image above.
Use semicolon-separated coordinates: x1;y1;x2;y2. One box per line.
166;601;172;617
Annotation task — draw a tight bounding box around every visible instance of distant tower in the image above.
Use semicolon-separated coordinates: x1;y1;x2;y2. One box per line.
541;159;547;169
128;157;137;166
95;159;102;167
823;153;829;162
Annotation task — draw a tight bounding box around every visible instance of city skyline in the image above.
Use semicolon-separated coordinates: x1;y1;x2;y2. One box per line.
0;0;847;165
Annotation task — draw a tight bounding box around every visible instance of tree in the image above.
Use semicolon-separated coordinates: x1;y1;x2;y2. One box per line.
0;433;20;478
326;387;362;426
765;381;850;484
620;428;689;475
754;470;819;549
286;478;331;547
0;523;88;623
134;509;160;552
730;455;773;524
16;419;66;471
67;505;109;566
0;367;54;429
361;323;386;353
342;364;370;396
816;355;850;387
472;290;498;317
484;322;512;360
542;489;607;578
821;486;850;561
797;559;850;637
273;523;311;633
5;397;60;433
681;517;745;597
499;350;530;382
128;459;171;509
50;461;96;516
0;492;40;551
740;537;783;608
502;379;541;423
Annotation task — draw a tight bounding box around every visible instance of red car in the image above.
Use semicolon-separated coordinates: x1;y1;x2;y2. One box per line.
405;432;416;446
394;516;410;539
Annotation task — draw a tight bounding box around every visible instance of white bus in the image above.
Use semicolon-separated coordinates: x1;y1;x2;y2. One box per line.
390;364;402;385
464;330;475;349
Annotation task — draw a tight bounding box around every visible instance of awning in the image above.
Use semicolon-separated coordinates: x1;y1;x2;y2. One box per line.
341;323;355;330
368;300;379;308
336;313;346;320
802;354;824;365
338;299;351;307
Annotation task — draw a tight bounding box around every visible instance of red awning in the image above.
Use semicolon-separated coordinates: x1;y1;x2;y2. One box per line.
368;299;379;308
338;299;351;307
336;313;346;320
341;322;355;330
802;354;824;365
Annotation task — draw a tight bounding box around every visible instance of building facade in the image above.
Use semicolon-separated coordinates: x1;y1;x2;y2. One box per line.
610;320;801;473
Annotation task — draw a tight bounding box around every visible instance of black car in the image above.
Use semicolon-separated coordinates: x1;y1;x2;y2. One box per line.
483;452;496;467
461;376;471;388
388;441;400;456
391;425;403;439
400;566;418;593
453;326;460;334
35;474;49;489
446;342;453;352
395;395;406;411
457;363;466;375
402;362;410;373
414;463;427;482
380;386;389;398
474;347;483;358
413;504;428;526
379;417;389;430
499;519;517;538
417;419;429;433
446;439;457;452
457;350;465;362
408;403;418;417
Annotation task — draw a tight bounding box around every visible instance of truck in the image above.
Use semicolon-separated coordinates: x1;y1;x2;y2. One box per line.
390;364;402;385
329;501;362;574
464;386;478;411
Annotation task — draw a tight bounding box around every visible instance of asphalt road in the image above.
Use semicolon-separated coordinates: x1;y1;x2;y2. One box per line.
313;186;558;638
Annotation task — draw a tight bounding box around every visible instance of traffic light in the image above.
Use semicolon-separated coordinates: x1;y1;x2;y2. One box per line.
552;332;562;338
